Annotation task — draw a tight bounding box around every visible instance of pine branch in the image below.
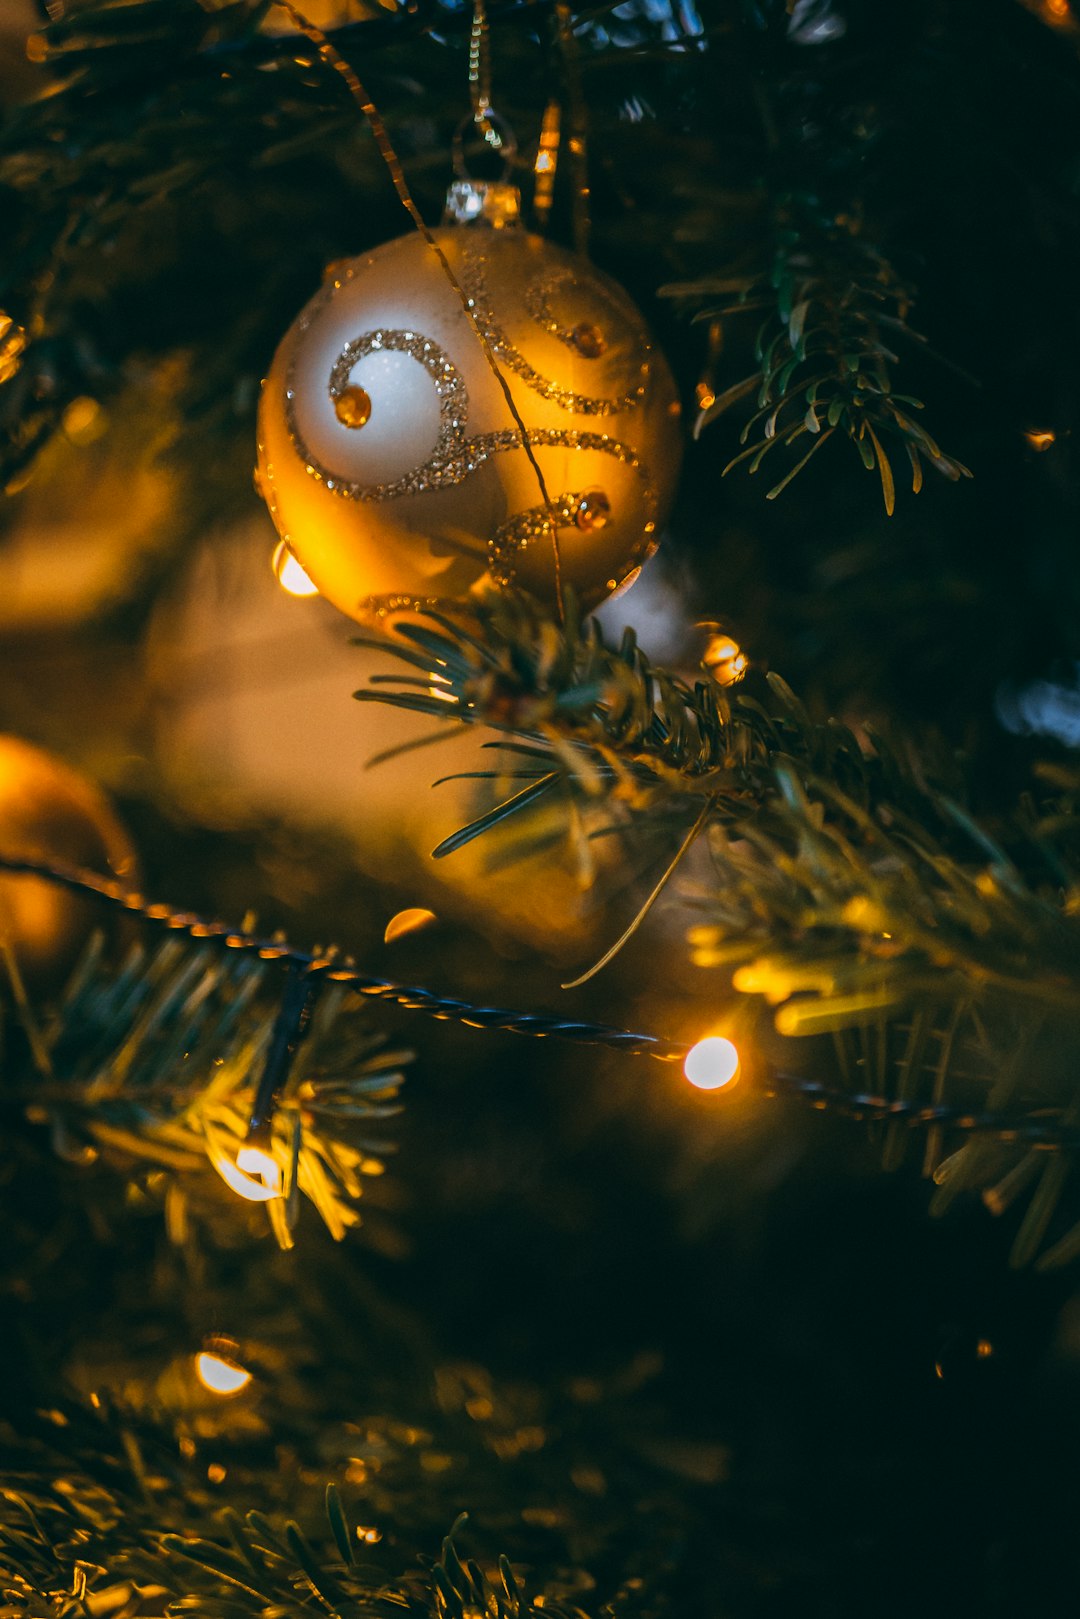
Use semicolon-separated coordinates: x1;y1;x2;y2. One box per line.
1;926;408;1249
0;1396;681;1619
358;594;1080;1010
662;203;971;509
0;1449;580;1619
357;593;1080;1264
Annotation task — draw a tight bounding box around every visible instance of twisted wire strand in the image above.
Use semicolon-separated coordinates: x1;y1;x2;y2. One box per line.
2;854;1078;1149
0;854;684;1061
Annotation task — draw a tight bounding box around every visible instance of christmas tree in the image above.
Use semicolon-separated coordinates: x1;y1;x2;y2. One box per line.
3;1;1080;1612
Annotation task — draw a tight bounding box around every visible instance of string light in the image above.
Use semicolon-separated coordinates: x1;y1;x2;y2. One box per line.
272;539;320;597
683;1035;740;1091
702;631;749;687
236;1141;283;1196
195;1350;252;1396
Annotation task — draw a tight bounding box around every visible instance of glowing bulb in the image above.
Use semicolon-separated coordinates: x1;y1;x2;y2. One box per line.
1023;428;1056;451
236;1142;282;1196
272;540;319;597
702;632;749;687
195;1352;252;1396
684;1036;740;1091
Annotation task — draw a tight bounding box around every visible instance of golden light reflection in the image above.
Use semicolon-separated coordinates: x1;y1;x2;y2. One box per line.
384;907;438;943
1023;428;1056;451
683;1035;740;1091
702;632;748;687
427;673;457;704
0;313;29;386
272;540;320;597
195;1351;252;1396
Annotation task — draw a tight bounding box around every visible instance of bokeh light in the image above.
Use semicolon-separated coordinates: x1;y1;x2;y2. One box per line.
683;1035;740;1091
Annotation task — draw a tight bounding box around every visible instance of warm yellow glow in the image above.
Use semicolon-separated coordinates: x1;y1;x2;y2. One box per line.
63;396;106;445
0;312;29;386
1024;428;1056;451
272;540;320;597
684;1036;740;1091
1046;0;1069;16
695;383;716;412
207;1463;228;1483
703;632;749;686
384;907;438;943
976;1338;994;1359
236;1142;283;1196
195;1352;252;1396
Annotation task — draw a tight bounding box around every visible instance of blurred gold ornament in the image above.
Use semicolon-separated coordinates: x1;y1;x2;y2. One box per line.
0;312;28;386
257;193;682;623
1023;428;1056;452
533;99;561;228
701;630;748;687
0;736;137;988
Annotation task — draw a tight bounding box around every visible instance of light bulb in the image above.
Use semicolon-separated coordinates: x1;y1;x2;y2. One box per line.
272;539;319;597
702;632;748;687
195;1351;252;1396
236;1142;282;1196
684;1035;740;1091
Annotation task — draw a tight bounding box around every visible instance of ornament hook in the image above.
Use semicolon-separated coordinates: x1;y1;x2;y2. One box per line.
446;111;521;228
445;0;521;229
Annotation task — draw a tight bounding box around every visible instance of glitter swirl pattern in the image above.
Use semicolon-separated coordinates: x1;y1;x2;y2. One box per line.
272;241;669;597
285;311;657;514
461;249;649;417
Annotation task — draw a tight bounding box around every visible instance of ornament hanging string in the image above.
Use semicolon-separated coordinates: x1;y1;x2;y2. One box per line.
468;0;500;151
271;0;566;622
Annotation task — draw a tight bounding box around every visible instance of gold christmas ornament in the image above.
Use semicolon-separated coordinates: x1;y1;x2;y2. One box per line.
0;735;137;988
257;183;682;622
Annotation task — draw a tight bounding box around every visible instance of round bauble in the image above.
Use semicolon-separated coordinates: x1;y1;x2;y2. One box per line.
257;224;682;622
0;735;138;988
